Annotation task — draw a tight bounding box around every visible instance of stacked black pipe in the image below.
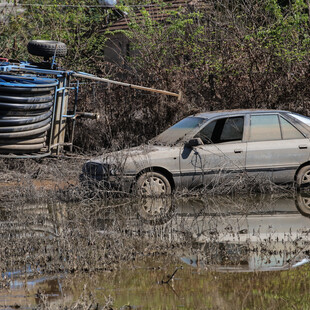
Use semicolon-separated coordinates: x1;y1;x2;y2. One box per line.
0;75;58;154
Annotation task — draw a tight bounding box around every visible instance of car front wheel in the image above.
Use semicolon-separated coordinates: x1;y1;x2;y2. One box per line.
136;172;172;196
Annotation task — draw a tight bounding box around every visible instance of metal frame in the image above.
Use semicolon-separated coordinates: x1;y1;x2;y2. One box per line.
0;62;76;158
0;60;180;158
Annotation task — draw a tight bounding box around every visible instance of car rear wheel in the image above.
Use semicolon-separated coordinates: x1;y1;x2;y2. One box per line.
136;172;171;196
296;165;310;189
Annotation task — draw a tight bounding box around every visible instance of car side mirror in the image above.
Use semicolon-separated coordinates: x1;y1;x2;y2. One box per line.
185;138;203;148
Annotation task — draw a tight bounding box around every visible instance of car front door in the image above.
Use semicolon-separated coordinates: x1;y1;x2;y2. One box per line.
245;113;310;183
180;116;247;188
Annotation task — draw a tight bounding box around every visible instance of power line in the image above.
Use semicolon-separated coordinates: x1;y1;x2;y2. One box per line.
0;2;148;8
0;3;115;7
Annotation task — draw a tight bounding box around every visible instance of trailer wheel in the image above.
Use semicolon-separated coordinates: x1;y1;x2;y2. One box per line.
27;40;67;57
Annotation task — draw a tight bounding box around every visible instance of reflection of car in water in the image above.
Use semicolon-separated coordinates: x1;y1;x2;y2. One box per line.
82;110;310;194
134;193;310;272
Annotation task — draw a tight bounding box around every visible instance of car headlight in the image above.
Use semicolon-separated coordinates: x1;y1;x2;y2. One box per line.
82;162;108;180
82;162;121;181
109;164;119;176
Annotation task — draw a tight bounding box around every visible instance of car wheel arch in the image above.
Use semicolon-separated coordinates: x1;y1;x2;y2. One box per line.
135;167;175;191
295;161;310;182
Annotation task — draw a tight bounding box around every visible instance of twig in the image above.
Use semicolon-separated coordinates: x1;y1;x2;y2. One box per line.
159;266;183;284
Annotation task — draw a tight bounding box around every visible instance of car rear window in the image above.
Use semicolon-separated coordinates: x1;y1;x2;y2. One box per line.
289;113;310;126
280;116;304;139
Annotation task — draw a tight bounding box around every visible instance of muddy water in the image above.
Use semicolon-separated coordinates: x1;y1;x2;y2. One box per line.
1;193;310;309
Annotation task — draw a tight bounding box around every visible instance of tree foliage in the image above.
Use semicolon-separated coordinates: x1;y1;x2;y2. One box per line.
1;0;111;71
2;0;310;150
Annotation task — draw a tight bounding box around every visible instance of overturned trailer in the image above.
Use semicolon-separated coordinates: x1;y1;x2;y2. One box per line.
0;40;180;158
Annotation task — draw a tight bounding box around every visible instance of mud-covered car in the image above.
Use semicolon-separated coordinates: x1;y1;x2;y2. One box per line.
82;109;310;194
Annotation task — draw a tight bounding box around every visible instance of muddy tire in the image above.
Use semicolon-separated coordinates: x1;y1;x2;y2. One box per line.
296;165;310;189
136;172;171;196
27;40;67;57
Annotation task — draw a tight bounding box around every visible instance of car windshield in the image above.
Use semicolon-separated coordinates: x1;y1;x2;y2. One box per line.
289;113;310;126
151;116;206;145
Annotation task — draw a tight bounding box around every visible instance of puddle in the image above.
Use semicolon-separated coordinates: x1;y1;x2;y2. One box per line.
1;193;310;309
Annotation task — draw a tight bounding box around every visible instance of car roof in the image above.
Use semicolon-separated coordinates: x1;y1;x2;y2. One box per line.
194;109;289;119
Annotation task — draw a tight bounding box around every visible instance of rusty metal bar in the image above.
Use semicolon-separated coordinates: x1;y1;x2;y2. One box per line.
72;72;182;100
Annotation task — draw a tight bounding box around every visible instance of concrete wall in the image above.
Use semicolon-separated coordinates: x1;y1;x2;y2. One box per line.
104;33;131;65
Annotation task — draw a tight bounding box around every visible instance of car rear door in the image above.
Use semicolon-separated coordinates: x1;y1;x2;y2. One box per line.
245;113;310;183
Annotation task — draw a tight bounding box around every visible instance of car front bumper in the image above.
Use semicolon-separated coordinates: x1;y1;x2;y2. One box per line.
81;161;134;192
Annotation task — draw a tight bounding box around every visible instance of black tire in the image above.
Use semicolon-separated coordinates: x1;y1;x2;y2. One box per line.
136;172;172;196
27;40;67;57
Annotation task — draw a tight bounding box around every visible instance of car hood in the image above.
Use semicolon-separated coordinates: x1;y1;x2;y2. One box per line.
87;144;180;174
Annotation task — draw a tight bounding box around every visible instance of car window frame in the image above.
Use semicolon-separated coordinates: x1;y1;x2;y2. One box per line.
247;113;306;142
248;113;282;142
280;112;310;137
279;115;306;140
193;115;246;145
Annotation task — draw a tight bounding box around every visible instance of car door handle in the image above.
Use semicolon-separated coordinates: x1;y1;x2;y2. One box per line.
234;149;243;153
299;145;308;149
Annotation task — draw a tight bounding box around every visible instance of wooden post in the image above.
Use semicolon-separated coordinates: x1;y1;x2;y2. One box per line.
51;74;70;155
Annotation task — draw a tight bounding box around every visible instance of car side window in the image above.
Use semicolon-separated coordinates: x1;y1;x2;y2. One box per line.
249;115;281;141
195;119;216;143
195;116;244;144
280;116;305;139
220;117;244;142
